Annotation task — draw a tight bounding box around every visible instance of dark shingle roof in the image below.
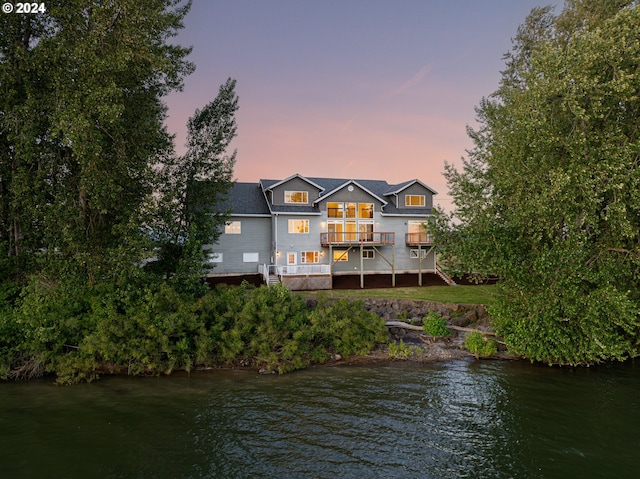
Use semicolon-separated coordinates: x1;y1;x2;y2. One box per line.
222;176;435;216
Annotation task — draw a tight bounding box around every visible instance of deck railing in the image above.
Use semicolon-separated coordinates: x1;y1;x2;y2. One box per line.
320;232;395;246
277;264;331;276
405;232;433;246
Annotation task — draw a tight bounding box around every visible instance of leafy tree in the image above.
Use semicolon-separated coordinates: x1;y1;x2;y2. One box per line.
0;0;194;283
151;78;237;284
434;1;640;365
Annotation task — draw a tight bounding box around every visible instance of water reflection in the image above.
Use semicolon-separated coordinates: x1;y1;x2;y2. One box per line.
1;360;638;478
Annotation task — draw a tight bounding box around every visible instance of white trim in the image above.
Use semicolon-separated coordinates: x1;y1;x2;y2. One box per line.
262;174;325;193
313;180;388;207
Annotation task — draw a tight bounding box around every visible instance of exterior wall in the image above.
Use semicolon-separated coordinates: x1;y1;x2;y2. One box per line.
397;183;434;210
205;216;271;275
316;184;385;212
273;214;325;268
269;177;322;206
281;275;332;291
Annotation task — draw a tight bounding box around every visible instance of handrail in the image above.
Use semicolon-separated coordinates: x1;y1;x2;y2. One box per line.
320;231;395;246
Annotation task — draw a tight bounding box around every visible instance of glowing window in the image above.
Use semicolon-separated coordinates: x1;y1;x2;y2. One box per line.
288;219;309;234
405;195;425;207
285;191;308;204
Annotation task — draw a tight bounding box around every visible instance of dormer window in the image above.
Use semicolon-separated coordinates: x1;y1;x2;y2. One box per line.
285;190;308;204
405;194;425;207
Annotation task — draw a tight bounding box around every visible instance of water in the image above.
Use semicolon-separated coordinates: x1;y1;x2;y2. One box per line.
1;359;638;479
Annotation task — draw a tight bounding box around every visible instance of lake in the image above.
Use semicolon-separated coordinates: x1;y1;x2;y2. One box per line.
1;359;638;478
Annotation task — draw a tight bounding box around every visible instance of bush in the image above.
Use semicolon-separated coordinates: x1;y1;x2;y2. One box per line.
423;311;450;337
388;340;417;359
464;330;497;358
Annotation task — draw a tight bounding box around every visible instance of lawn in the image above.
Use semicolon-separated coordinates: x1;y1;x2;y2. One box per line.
304;285;500;306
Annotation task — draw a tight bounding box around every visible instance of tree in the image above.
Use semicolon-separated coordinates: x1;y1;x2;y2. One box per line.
151;78;237;285
434;0;640;365
0;0;194;284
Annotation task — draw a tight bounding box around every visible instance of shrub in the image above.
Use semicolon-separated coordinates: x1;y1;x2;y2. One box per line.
388;340;417;359
423;311;450;337
464;330;497;358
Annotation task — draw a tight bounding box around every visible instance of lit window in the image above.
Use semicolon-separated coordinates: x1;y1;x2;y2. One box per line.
288;219;309;234
405;195;425;207
301;251;320;263
287;252;296;265
346;202;357;218
358;203;374;218
225;221;241;234
327;202;344;218
285;191;308;204
333;251;348;262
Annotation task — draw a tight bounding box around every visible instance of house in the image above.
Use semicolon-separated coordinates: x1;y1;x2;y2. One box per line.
204;173;453;290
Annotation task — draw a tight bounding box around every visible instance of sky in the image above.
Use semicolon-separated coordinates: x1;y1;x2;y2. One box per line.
164;0;564;211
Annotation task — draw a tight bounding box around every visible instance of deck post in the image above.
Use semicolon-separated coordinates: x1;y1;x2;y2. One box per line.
392;244;396;287
360;242;364;288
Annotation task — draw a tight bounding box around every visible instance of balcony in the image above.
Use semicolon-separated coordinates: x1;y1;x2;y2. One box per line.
320;232;395;246
405;232;434;246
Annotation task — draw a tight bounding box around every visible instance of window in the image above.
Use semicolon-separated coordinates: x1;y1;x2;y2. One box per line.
225;221;241;234
358;203;374;218
285;191;308;204
243;252;259;262
288;219;309;234
327;202;344;218
410;249;428;259
301;251;320;263
362;250;375;260
333;251;348;262
346;202;357;218
408;220;429;243
287;252;297;265
207;252;223;263
405;195;425;207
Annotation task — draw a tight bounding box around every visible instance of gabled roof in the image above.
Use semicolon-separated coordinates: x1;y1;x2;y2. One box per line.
220;175;435;217
312;179;388;206
384;179;438;196
261;173;325;193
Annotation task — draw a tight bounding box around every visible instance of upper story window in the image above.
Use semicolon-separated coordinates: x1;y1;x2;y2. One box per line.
358;203;374;218
288;219;309;234
327;202;344;218
405;195;425;207
285;191;308;204
225;221;241;234
328;202;373;218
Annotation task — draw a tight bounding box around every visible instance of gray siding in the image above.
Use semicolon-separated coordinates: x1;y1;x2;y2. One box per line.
269;177;322;206
205;216;271;275
397;183;434;210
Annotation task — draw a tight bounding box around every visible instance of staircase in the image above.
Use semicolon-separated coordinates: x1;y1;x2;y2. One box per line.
267;274;280;287
435;266;457;286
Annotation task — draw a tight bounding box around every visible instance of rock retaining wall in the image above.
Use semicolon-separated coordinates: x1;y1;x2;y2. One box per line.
358;298;490;328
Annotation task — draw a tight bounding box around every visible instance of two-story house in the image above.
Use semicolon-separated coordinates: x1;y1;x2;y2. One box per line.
205;173;451;290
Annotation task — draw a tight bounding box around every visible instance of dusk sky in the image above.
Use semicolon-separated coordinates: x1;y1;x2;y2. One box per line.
165;0;563;211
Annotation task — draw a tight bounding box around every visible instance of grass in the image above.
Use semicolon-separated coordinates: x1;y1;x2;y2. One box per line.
304;285;500;306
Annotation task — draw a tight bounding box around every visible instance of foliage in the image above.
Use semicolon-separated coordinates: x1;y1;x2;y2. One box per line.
0;1;194;283
433;1;640;365
151;78;237;281
464;331;497;359
2;282;389;383
422;311;450;337
388;340;418;360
